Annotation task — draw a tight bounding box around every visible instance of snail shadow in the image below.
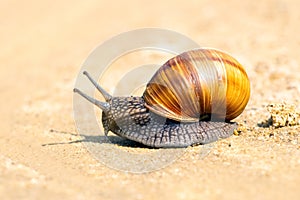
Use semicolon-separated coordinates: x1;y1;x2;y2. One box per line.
42;129;151;148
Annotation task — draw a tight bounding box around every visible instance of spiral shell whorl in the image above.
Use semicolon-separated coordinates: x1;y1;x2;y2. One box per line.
143;48;250;122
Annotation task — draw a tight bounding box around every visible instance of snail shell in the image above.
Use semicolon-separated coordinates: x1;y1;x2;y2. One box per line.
143;48;250;122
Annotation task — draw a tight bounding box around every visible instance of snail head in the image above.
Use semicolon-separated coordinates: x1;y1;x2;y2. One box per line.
73;71;149;137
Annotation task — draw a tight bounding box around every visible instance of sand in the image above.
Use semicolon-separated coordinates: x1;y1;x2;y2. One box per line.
1;0;300;199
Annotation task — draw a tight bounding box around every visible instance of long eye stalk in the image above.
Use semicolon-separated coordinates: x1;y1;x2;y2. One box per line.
83;71;112;101
73;71;112;112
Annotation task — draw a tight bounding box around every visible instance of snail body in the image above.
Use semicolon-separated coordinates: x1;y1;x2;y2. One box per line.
74;48;250;148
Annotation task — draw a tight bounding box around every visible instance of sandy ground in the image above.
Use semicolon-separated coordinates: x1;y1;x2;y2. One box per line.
1;0;300;199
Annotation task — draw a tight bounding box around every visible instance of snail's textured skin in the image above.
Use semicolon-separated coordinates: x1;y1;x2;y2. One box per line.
102;97;237;148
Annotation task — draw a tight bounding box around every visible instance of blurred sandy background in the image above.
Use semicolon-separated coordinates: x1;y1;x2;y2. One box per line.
1;0;300;199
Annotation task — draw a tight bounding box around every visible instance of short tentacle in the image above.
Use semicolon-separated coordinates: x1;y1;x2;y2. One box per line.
73;88;110;112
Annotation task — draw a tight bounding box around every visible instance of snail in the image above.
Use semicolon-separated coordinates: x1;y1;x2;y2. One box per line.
74;48;250;148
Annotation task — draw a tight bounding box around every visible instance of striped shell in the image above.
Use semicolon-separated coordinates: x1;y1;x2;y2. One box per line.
142;48;250;122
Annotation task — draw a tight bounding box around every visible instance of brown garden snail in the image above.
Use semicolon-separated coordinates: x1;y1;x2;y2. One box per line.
74;48;250;148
